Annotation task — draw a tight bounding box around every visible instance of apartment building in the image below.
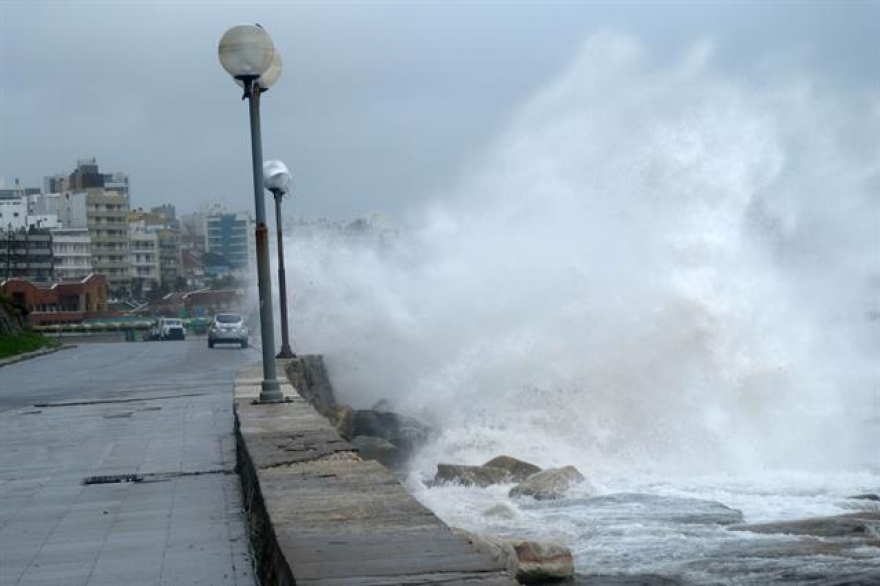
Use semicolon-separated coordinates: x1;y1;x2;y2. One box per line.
52;228;93;282
129;221;159;296
1;226;54;282
204;210;255;279
60;189;131;295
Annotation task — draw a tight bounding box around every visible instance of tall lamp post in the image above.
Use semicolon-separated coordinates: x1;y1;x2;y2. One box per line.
218;24;285;402
263;160;296;359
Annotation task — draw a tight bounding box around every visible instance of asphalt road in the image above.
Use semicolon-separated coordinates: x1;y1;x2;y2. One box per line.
0;339;259;586
0;339;256;412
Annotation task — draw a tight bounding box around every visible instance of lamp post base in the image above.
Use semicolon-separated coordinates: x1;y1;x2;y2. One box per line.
255;379;286;404
275;345;296;359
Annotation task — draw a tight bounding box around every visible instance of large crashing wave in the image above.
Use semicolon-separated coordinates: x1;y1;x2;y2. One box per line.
282;33;880;477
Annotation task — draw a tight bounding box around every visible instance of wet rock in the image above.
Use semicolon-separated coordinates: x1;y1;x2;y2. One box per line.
452;529;574;584
434;456;542;487
729;511;880;539
483;456;542;482
350;435;401;468
683;536;880;583
557;493;744;526
435;464;512;487
850;494;880;502
509;466;589;500
347;409;432;452
484;503;518;519
511;539;574;584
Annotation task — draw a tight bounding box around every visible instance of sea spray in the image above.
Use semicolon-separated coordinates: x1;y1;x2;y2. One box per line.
279;33;880;478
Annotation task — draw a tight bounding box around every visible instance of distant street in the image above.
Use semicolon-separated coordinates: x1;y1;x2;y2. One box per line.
0;340;258;586
0;338;253;412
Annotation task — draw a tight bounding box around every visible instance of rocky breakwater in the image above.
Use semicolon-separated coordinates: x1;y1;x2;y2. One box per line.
284;356;432;471
719;502;880;583
433;456;591;584
234;358;513;585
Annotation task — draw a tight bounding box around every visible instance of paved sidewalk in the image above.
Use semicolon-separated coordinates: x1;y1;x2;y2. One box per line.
0;344;256;586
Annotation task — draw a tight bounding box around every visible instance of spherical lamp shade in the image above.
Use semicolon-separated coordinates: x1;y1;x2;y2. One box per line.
218;24;275;79
234;48;283;91
264;160;292;194
259;49;283;89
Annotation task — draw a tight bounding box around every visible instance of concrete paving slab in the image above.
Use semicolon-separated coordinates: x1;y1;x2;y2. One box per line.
0;341;257;586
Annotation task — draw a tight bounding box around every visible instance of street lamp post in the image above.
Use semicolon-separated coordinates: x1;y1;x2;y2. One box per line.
263;160;295;359
218;24;286;403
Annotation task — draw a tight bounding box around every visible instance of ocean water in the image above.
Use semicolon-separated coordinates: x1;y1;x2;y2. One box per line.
405;470;880;583
280;33;880;583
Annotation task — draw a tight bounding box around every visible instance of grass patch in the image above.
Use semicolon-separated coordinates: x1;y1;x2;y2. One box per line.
0;330;58;359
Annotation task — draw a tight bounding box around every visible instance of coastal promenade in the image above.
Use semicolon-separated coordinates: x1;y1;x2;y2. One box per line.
0;341;514;585
234;361;514;585
0;341;255;586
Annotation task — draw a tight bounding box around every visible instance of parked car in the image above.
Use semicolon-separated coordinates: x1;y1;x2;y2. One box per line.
158;317;186;341
208;313;249;348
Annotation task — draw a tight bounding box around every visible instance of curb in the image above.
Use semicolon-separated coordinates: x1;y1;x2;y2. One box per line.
0;344;74;369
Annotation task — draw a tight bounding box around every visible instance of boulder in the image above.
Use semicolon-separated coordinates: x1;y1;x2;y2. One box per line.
510;539;575;584
350;435;402;468
347;409;432;451
509;466;589;500
483;503;518;519
849;493;880;502
434;456;542;488
452;529;574;584
435;464;512;487
728;511;880;539
483;456;542;482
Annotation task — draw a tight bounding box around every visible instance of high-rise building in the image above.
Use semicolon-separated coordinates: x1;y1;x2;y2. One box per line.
67;158;105;191
44;174;68;194
127;210;181;292
204;210;255;279
60;189;131;295
128;220;159;296
54;159;132;295
157;229;180;288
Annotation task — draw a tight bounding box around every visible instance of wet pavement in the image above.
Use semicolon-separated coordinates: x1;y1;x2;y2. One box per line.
0;340;257;586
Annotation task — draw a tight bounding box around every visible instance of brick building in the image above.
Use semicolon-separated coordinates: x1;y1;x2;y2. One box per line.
0;274;108;326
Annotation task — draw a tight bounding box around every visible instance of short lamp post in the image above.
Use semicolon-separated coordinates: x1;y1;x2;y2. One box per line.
218;24;285;402
263;160;295;359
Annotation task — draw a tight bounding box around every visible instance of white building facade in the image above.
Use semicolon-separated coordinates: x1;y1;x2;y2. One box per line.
50;228;93;281
129;220;159;296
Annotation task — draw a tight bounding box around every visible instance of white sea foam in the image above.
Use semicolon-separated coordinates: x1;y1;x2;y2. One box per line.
280;33;880;481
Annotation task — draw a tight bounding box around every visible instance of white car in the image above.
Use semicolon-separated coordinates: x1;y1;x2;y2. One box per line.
158;317;186;341
208;313;249;348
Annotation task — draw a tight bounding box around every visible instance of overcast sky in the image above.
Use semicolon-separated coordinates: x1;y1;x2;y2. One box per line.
1;1;877;220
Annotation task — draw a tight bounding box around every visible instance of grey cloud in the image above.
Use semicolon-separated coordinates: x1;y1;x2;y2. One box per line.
1;1;876;220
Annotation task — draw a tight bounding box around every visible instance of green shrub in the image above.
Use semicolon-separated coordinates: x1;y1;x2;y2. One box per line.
0;330;58;359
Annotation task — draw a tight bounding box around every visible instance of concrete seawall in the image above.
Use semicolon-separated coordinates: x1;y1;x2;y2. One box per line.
234;359;515;585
